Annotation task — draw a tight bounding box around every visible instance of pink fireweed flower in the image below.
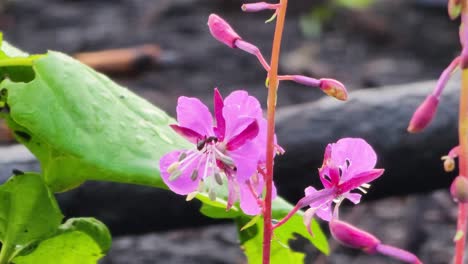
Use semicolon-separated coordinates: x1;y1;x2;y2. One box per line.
272;138;383;233
301;138;384;228
159;89;274;215
330;214;422;263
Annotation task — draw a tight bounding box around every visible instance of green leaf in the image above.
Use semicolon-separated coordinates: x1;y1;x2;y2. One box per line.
12;218;111;264
0;173;63;262
0;50;190;192
200;195;329;263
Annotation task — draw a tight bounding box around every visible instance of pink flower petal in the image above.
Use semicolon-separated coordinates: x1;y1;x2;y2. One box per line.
315;202;332;222
159;150;202;195
338;169;384;194
229;140;261;182
170;124;203;144
222;90;262;141
177;96;214;136
213;88;226;140
330;138;378;182
345;192;362;204
226;120;259;151
239;180;262;215
224;90;262;118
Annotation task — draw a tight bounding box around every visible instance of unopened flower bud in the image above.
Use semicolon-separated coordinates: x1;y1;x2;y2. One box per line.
407;94;439;133
330;219;380;253
448;0;462;20
208;14;241;48
441;156;455;172
319;78;348;101
451;176;468;203
241;2;280;12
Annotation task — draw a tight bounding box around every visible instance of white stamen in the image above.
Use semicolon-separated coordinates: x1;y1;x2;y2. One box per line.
169;170;182;181
357;187;368;194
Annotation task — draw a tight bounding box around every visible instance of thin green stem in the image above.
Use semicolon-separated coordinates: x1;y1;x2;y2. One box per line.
262;1;287;263
0;58;33;67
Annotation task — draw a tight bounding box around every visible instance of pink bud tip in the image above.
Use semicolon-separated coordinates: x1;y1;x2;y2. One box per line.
241;2;279;12
451;176;468;203
208;14;242;48
330;219;380;252
319;78;348;101
407;94;439;133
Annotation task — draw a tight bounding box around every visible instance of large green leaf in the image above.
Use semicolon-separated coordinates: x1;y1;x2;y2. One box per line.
0;50;190;192
12;218;111;264
0;173;63;263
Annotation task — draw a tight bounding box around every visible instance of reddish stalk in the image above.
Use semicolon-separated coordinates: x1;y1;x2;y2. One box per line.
454;69;468;264
262;1;287;263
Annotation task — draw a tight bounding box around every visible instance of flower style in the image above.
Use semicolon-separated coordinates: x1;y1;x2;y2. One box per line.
300;138;384;229
159;89;272;215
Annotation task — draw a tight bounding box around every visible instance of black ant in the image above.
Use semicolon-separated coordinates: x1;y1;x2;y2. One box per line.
197;136;218;151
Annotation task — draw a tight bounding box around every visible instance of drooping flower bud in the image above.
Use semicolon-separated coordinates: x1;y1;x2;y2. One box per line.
407;94;439;133
331;219;422;263
319;78;348;101
329;219;380;253
451;176;468;203
241;2;280;12
208;14;242;48
441;145;460;172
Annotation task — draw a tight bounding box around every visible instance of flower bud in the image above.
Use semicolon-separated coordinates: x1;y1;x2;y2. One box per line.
330;219;380;253
241;2;279;12
319;78;348;101
407;94;439;133
208;14;241;48
451;176;468;203
441;156;455;172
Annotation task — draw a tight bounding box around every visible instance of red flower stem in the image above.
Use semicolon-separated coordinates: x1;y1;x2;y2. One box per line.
454;68;468;264
262;1;287;263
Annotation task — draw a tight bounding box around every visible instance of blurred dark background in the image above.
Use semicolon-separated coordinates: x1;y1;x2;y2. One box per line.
0;0;463;263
